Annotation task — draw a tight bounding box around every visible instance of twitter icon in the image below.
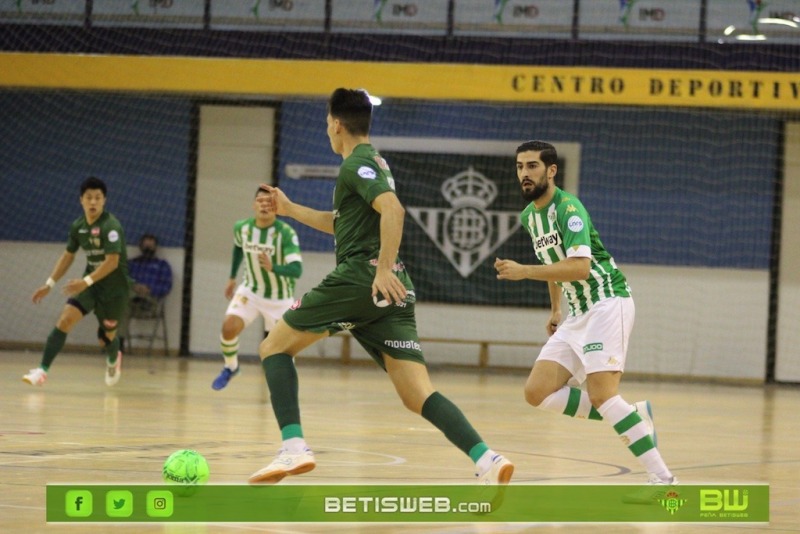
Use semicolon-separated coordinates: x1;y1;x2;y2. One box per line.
106;490;133;518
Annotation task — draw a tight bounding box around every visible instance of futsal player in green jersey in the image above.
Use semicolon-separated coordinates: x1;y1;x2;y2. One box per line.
212;186;303;390
495;140;677;494
248;88;514;487
24;176;130;387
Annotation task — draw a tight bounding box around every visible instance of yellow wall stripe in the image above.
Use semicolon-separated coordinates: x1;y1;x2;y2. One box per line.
1;52;798;110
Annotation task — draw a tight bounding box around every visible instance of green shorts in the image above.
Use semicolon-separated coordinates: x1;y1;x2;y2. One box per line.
69;284;129;331
283;259;424;369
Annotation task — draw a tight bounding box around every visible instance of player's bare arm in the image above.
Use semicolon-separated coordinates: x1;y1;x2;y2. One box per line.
371;191;408;305
63;253;120;297
224;279;237;300
259;183;335;234
546;281;562;335
32;251;76;304
494;256;590;282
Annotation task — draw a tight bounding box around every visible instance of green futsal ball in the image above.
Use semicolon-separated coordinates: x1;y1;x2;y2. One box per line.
162;449;210;487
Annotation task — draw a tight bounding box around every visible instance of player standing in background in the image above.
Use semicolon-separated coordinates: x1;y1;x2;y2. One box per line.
24;176;130;387
495;140;677;497
211;186;303;390
248;88;514;488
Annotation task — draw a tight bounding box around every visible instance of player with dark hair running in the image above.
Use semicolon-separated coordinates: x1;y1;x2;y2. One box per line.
24;176;130;387
249;88;514;488
496;141;676;500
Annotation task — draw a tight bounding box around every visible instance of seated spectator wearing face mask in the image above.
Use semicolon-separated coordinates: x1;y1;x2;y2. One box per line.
128;233;173;300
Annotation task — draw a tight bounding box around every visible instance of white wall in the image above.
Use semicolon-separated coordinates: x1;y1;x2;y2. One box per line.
189;104;276;356
317;260;770;381
0;241;184;353
0;243;771;380
776;122;800;382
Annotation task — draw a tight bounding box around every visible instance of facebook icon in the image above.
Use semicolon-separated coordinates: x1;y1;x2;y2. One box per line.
65;490;92;518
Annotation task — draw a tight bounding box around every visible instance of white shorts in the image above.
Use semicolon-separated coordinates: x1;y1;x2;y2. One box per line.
225;285;295;332
537;296;635;385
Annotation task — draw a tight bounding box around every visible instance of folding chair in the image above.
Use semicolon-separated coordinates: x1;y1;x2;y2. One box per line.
126;295;169;358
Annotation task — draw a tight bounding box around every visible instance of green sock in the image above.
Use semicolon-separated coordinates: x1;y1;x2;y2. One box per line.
281;423;304;440
104;337;120;364
41;328;67;370
421;391;485;460
468;442;490;464
262;354;302;430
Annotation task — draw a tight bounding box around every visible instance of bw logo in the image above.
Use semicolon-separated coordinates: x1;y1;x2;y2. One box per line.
407;167;519;278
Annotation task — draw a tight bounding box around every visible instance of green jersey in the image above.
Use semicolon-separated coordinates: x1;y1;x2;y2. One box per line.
332;143;399;266
520;187;630;316
66;211;130;291
233;217;302;300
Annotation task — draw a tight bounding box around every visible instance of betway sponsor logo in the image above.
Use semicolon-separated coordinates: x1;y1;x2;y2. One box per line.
243;242;275;255
534;231;561;252
384;339;422;351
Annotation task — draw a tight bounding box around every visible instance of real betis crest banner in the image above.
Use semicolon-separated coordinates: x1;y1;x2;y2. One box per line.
382;142;564;307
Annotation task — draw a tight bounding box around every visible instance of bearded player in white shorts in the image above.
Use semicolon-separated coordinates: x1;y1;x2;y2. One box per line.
495;140;677;498
212;185;302;390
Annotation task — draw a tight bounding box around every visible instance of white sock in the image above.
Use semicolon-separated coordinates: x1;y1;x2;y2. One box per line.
539;386;599;419
475;449;497;474
283;437;308;454
598;395;672;481
220;335;239;370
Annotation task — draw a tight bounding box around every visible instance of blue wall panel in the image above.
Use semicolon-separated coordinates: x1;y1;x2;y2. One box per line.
280;99;776;268
0;92;190;247
1;93;776;269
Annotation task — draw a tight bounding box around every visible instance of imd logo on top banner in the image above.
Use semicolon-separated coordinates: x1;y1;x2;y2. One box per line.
407;167;520;278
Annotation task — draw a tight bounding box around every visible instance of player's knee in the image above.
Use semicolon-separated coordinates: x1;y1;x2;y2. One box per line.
258;337;276;360
400;397;422;414
221;325;237;340
221;317;243;340
56;317;74;332
396;390;424;414
97;320;118;346
524;384;548;407
56;312;80;332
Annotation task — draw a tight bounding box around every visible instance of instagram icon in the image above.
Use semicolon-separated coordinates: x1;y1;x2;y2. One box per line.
146;490;173;517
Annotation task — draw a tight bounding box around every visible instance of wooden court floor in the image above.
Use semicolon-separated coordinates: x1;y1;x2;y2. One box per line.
1;349;798;534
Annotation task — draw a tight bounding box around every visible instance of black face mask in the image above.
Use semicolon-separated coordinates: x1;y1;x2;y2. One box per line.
140;247;156;259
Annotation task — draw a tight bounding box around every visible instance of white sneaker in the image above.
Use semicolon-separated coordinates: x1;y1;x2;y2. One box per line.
634;400;658;447
475;454;514;485
622;474;680;504
476;454;514;511
249;447;316;484
22;367;47;386
105;351;122;386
